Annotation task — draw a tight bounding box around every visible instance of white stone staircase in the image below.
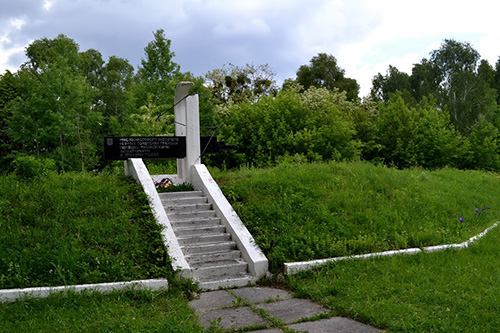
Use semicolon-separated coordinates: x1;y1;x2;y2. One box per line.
160;190;257;290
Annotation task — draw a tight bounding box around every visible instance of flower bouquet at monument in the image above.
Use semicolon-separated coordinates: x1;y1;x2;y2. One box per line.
154;177;194;193
154;177;173;192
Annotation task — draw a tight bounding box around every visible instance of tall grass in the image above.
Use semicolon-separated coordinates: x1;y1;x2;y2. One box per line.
213;161;500;272
0;172;169;289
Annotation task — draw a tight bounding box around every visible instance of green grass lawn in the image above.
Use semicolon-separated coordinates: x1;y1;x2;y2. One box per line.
213;161;500;272
0;288;204;332
213;161;500;331
3;162;500;332
0;171;203;332
288;223;500;332
0;172;169;289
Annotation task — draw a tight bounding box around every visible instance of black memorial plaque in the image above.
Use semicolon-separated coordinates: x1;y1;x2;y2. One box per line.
104;136;186;160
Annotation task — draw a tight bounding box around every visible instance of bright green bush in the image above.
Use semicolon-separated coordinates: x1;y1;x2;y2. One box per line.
13;155;57;178
466;120;500;171
372;94;467;168
217;87;360;167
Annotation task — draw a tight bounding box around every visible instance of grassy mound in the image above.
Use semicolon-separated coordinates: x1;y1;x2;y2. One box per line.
0;172;169;289
214;161;500;272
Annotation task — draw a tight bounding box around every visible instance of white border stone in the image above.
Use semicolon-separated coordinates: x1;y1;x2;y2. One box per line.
285;222;500;275
0;279;168;303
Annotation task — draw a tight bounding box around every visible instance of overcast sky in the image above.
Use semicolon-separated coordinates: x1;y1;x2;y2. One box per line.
1;0;500;97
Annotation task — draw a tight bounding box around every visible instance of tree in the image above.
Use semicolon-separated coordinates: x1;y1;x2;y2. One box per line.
430;39;497;133
24;34;80;73
137;29;180;107
79;48;105;88
7;35;102;172
100;56;137;135
466;121;500;171
140;29;180;83
371;65;414;104
205;63;277;104
217;87;360;167
0;71;18;169
372;93;466;169
409;58;440;103
494;58;500;105
295;53;359;101
135;29;182;135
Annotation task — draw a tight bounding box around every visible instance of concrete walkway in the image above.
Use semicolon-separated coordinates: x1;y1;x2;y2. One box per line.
189;286;382;332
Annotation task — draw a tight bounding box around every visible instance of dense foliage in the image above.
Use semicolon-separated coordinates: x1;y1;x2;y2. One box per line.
2;32;500;173
295;53;359;101
0;31;215;173
216;87;360;166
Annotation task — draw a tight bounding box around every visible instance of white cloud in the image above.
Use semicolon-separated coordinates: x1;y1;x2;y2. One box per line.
10;17;26;30
213;18;271;38
43;1;53;12
0;43;26;73
328;0;500;96
0;16;28;73
478;34;500;66
2;0;500;95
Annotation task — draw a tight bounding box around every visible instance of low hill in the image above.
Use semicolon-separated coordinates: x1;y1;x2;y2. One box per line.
213;161;500;272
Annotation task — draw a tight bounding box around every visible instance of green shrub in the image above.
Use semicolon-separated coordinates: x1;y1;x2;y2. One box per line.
13;155;56;178
217;87;360;167
372;94;467;168
466;120;500;171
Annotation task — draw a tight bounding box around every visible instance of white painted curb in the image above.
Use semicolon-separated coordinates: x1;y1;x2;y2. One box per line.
285;248;422;275
0;279;168;303
285;222;500;275
124;158;191;278
191;164;269;278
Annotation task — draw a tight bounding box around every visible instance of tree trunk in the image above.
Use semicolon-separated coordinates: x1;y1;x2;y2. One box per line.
76;117;85;172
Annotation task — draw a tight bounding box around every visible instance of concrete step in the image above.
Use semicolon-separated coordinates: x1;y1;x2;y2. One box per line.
185;250;242;265
164;202;212;212
190;258;246;269
197;274;257;291
192;261;248;279
159;191;203;199
170;217;222;228
162;196;208;206
174;225;226;237
158;188;258;291
177;233;231;246
168;210;216;221
181;241;237;255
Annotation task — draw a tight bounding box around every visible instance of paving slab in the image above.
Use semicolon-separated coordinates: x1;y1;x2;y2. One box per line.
196;307;269;329
287;316;381;332
188;290;235;311
189;287;382;332
254;298;329;324
231;287;292;304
